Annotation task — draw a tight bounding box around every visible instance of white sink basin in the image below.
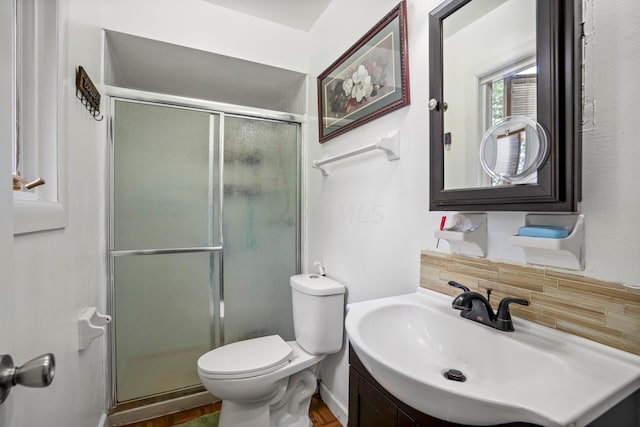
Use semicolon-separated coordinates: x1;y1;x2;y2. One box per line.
345;288;640;426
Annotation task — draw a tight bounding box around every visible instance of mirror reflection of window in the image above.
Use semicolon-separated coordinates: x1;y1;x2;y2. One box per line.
486;66;538;186
494;128;524;177
489;67;537;125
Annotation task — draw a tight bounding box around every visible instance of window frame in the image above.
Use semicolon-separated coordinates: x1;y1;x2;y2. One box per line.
12;0;65;235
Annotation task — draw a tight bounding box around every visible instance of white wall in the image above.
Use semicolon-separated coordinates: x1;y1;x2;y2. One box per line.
306;0;437;420
102;0;310;74
7;1;107;426
0;1;16;423
308;0;640;420
576;0;640;286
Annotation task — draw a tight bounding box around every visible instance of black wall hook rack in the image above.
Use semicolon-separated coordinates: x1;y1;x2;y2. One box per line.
75;66;103;121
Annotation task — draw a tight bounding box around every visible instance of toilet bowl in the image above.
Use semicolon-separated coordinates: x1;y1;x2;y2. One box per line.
197;274;345;427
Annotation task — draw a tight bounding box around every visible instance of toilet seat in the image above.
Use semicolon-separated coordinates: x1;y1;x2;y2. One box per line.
198;335;294;380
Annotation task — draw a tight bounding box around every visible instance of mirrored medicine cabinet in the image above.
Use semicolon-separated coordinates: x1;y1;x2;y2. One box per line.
429;0;582;211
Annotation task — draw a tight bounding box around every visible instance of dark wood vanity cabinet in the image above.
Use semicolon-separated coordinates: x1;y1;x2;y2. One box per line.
348;345;537;427
349;366;415;427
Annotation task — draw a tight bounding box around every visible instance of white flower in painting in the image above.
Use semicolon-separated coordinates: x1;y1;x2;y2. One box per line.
350;65;373;102
352;65;367;83
343;78;354;97
353;77;372;102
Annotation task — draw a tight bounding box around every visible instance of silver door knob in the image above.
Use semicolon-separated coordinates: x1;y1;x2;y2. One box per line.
0;353;55;404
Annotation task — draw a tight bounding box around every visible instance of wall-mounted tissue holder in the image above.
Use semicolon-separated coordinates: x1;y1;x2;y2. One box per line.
78;307;111;351
511;214;585;270
434;213;487;258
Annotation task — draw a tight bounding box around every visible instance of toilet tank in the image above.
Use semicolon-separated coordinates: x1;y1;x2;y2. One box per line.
290;274;345;355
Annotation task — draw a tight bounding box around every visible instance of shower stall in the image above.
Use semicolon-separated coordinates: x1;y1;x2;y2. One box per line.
108;95;301;407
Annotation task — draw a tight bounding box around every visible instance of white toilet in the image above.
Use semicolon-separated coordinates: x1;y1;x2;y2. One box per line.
197;274;345;427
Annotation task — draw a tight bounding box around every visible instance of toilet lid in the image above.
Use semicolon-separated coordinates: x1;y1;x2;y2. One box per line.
198;335;294;379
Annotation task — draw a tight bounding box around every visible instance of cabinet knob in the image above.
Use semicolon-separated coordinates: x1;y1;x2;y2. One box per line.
428;98;448;112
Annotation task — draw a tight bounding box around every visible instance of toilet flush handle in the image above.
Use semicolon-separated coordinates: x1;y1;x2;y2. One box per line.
0;353;55;404
313;261;326;276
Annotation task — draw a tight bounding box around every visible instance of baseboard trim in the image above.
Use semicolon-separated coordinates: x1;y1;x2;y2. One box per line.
98;413;108;427
319;383;347;426
108;391;217;426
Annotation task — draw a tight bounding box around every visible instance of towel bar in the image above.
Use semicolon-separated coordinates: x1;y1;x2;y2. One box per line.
312;130;400;176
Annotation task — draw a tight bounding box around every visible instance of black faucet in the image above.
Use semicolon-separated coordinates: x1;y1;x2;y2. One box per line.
447;281;529;332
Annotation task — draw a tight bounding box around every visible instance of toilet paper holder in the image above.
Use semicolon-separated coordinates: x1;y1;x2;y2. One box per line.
78;307;111;351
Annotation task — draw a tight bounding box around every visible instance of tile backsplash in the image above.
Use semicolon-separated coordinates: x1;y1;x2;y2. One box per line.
420;251;640;355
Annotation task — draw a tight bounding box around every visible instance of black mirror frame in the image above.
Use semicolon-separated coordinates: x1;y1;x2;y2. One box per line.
428;0;581;212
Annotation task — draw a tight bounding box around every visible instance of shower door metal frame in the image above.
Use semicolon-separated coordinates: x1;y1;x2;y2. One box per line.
105;87;302;410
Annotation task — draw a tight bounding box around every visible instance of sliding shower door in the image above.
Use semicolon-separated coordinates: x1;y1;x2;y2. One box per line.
222;116;300;344
111;101;221;402
110;98;300;405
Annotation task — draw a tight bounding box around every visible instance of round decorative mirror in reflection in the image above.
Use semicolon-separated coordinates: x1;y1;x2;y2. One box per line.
479;116;548;185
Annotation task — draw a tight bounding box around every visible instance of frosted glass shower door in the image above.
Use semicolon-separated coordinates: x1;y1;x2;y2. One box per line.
222;116;300;344
110;100;301;404
111;101;220;402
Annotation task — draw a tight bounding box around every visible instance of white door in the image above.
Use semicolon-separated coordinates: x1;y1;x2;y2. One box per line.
0;0;17;425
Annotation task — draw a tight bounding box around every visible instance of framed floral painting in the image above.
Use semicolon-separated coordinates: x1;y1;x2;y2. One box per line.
317;1;410;143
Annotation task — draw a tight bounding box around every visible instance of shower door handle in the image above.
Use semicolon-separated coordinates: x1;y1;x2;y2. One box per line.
0;353;55;404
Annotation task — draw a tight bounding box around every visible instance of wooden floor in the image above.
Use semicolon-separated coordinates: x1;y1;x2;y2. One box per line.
119;395;341;427
309;395;342;427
